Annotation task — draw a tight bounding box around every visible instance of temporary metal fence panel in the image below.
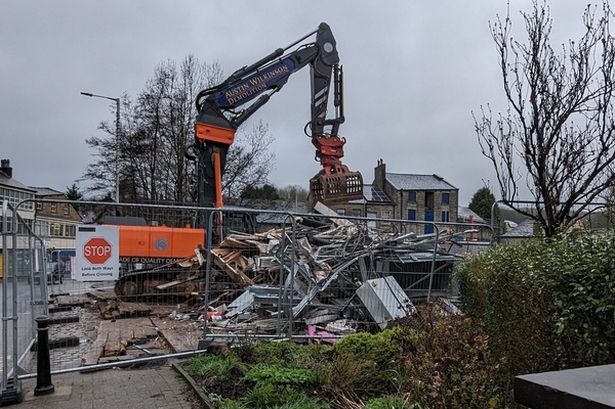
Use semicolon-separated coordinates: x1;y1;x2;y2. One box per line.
1;200;47;401
1;198;486;381
6;199;212;378
201;207;476;342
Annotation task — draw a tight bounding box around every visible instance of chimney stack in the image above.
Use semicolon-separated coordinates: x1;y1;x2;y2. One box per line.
0;159;12;178
374;158;386;188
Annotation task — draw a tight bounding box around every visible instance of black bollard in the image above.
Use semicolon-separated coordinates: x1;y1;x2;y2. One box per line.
34;316;54;396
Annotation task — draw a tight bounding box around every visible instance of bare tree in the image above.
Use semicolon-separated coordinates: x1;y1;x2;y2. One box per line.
474;1;615;236
222;121;274;198
83;56;275;203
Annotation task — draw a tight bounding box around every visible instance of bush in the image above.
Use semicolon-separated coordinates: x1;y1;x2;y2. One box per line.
245;384;318;408
456;231;615;375
245;364;323;386
326;327;420;399
235;340;331;370
186;353;245;381
217;399;246;409
397;304;510;409
364;396;415;409
333;326;420;363
185;353;247;397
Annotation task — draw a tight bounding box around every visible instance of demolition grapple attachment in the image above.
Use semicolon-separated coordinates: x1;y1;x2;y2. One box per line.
308;135;363;207
309;168;364;207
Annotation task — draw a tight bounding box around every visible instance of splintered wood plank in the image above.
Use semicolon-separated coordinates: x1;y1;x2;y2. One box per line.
220;236;250;249
118;301;152;317
151;318;200;352
98;300;153;320
211;250;254;286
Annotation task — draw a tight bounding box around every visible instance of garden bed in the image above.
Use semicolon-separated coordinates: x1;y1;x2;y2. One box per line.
182;303;512;409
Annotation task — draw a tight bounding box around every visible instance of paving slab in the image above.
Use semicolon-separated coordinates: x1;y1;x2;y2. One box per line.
15;363;198;409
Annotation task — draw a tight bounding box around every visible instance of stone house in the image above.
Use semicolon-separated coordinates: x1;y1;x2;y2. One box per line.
30;187;82;249
332;160;459;233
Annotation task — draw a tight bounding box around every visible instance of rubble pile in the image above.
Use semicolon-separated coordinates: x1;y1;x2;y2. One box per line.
201;211;465;337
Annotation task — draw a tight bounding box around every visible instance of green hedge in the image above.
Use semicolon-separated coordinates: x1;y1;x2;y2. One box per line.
456;231;615;376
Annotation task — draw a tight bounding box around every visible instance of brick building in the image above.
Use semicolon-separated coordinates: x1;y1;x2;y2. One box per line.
333;160;458;233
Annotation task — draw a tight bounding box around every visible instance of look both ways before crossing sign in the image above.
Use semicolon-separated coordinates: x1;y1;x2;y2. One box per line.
75;225;120;281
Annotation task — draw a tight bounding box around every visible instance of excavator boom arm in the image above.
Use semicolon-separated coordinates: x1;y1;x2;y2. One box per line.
189;22;362;211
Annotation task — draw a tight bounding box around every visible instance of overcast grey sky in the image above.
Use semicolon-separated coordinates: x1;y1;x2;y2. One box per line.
0;1;588;204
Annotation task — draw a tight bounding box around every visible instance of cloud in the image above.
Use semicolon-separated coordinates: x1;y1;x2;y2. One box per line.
0;0;585;203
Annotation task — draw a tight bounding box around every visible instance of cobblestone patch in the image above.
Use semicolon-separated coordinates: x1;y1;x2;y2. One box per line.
26;303;180;372
26;306;102;372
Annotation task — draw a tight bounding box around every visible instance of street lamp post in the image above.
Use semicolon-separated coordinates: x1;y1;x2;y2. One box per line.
81;91;121;203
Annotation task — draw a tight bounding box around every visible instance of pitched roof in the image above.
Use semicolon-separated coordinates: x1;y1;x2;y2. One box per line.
458;206;486;223
29;186;64;196
0;172;35;192
386;173;457;191
349;184;392;204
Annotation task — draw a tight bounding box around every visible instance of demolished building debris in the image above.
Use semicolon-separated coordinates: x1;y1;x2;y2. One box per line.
97;204;474;346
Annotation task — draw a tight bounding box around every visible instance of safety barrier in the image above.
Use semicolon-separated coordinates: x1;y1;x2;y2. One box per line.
1;201;48;403
0;198;491;394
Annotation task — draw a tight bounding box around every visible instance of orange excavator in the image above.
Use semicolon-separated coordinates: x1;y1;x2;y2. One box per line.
184;22;363;210
114;23;362;297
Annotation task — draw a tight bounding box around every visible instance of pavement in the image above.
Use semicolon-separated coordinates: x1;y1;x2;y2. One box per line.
14;363;199;409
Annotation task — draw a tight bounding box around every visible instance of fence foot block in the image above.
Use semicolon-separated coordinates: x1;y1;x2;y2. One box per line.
0;378;23;406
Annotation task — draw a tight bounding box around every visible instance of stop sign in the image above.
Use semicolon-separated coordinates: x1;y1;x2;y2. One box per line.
83;237;113;264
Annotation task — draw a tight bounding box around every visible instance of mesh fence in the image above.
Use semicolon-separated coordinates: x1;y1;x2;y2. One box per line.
202;208;491;341
0;199;492;380
1;202;47;392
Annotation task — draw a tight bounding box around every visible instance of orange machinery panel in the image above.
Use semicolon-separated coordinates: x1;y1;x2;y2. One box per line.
119;225;151;257
117;225;205;258
171;227;205;257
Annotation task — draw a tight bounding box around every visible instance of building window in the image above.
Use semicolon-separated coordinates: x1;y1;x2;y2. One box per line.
408;190;416;203
442;192;450;205
425;192;434;209
352;209;362;217
441;211;450;222
382;210;392;219
65;225;76;237
336;208;346;215
408;209;416;221
63;205;70;216
50;223;62;236
50;204;57;214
